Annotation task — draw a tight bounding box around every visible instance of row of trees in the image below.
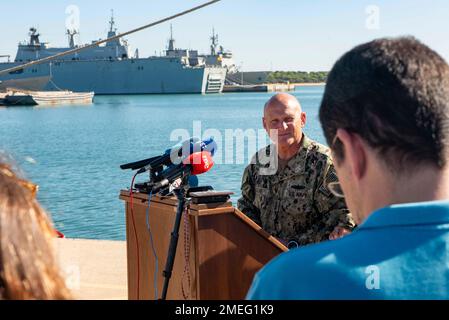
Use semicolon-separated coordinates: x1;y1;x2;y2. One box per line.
266;71;328;83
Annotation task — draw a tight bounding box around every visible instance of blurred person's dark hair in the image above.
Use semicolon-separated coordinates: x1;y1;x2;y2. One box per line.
319;37;449;172
0;156;71;300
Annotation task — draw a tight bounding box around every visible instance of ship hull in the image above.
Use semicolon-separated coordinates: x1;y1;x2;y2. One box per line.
0;58;226;94
0;75;50;92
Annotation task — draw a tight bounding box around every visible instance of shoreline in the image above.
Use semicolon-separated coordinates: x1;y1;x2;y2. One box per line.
292;82;326;86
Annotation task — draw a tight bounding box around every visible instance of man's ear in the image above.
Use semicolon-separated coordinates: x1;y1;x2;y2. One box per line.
336;128;367;180
263;117;268;132
301;112;306;128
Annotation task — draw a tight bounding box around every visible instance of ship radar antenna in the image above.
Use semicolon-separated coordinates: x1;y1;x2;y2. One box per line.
66;29;78;48
109;9;116;32
29;27;40;46
210;27;218;55
168;24;175;51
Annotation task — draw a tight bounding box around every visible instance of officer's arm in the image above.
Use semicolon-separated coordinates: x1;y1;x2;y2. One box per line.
237;164;262;226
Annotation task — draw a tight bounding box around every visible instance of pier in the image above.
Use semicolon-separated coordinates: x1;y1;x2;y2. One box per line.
56;238;127;300
223;83;296;93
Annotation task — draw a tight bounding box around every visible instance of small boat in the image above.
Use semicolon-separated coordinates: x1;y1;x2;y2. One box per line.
2;88;94;106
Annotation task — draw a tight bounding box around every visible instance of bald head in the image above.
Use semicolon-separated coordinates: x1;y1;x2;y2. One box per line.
263;93;307;151
264;93;302;116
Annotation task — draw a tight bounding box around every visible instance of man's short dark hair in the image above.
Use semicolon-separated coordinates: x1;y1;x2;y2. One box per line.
319;37;449;170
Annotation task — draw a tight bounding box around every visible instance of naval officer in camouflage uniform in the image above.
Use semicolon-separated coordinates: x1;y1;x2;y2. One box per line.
238;93;355;247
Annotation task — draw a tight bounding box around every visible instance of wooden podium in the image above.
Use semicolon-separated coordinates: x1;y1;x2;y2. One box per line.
119;190;287;300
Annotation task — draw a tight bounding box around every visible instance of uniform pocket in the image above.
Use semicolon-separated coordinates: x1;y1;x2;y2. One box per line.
283;179;313;224
284;178;309;206
254;186;271;209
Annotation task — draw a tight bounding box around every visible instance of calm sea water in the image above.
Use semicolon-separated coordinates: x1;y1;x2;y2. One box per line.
0;85;326;240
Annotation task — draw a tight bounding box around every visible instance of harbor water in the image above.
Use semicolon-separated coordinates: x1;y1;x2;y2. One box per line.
0;85;326;240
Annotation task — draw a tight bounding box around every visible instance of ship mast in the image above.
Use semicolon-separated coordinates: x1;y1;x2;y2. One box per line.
168;24;175;51
66;29;78;48
106;9;121;48
29;28;41;46
109;9;116;33
210;28;218;55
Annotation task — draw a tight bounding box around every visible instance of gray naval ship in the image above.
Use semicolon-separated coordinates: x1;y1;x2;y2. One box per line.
0;16;227;94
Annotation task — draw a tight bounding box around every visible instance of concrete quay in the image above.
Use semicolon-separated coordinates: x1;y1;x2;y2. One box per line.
55;238;127;300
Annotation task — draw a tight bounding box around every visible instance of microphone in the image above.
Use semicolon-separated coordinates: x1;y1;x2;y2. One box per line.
194;137;217;157
159;169;200;196
136;137;217;174
150;151;214;193
120;137;199;171
120;137;217;174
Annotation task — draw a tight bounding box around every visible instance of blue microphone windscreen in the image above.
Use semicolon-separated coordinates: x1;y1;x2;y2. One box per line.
165;137;200;154
202;137;217;156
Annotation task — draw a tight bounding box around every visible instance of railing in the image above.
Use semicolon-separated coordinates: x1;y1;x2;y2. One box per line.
0;55;11;63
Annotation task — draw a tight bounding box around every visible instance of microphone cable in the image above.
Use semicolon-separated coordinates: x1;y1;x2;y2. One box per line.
145;190;159;300
182;203;192;299
129;172;140;299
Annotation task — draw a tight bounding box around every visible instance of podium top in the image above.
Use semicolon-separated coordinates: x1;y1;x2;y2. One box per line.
119;190;233;211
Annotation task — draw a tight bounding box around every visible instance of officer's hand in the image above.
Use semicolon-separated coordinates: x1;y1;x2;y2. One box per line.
329;226;351;240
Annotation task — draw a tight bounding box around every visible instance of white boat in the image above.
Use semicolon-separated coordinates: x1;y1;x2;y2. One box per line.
30;90;94;105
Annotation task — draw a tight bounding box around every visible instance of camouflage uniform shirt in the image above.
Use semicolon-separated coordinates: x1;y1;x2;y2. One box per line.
237;135;355;247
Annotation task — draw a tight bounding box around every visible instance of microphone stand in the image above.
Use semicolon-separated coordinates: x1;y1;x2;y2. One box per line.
160;174;190;300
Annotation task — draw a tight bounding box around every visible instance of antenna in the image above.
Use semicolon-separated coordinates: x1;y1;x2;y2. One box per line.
210;27;218;55
168;24;175;51
66;29;78;48
29;27;40;46
109;9;116;32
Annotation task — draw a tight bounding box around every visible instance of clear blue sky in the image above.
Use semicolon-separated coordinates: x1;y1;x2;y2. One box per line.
0;0;448;71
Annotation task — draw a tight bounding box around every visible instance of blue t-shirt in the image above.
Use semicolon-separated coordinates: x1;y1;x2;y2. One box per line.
247;201;449;300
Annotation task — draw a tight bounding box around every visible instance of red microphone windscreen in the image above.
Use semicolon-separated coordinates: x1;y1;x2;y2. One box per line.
183;151;214;175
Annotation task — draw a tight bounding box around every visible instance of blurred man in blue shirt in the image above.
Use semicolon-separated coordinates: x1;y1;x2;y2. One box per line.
247;37;449;299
